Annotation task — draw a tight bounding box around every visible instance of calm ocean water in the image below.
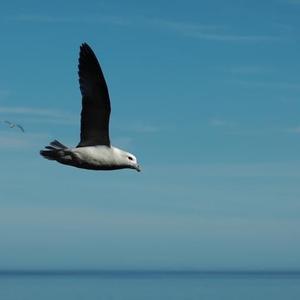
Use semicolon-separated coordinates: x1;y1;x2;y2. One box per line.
0;271;299;300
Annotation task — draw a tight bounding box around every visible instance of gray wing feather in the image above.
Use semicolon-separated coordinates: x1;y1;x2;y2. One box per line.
77;43;111;147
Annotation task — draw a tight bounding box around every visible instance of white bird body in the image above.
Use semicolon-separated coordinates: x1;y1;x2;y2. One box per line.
69;146;139;171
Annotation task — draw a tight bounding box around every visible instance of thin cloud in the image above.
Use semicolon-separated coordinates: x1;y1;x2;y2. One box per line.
128;124;159;133
113;137;133;149
151;19;280;42
209;118;235;128
115;121;159;134
0;132;47;149
5;14;130;26
0;136;28;148
287;0;300;4
146;161;300;178
0;106;65;117
6;13;280;43
286;126;300;134
226;66;273;75
0;106;77;125
229;79;300;89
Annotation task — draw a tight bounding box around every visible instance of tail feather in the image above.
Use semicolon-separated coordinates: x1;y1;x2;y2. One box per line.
40;150;59;160
40;140;68;161
45;145;56;150
50;139;67;149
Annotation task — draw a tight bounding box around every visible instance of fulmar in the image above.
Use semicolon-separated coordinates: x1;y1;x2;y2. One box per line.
40;43;140;172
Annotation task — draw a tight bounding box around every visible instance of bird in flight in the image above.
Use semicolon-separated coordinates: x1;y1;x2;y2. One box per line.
40;43;140;172
3;120;25;133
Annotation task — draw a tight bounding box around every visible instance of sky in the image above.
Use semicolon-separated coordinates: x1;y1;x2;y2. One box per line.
1;0;300;270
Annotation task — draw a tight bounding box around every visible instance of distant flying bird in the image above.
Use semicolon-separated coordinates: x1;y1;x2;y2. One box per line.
3;120;25;133
40;43;140;172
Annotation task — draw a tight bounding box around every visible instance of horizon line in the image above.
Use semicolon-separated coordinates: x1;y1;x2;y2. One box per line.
0;269;299;277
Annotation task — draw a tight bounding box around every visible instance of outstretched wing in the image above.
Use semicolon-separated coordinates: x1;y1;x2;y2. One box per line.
17;124;25;133
77;43;111;147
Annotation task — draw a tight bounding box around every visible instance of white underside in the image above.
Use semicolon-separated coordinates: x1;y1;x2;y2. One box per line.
71;145;127;167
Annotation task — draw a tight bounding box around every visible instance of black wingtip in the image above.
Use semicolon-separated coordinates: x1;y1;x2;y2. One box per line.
80;42;93;53
78;42;95;67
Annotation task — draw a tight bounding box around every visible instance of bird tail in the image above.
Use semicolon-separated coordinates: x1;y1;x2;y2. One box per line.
40;140;68;161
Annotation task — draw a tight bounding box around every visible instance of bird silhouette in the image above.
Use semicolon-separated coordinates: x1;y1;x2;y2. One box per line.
3;120;25;133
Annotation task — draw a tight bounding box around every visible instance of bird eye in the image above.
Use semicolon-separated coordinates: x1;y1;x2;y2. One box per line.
128;156;133;161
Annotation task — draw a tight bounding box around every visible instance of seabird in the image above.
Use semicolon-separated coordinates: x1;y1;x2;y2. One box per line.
40;43;140;172
3;120;25;132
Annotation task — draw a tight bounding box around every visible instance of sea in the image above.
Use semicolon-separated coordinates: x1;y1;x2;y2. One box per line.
0;270;299;300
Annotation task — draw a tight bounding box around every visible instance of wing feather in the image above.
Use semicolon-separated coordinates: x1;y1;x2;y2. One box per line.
77;43;111;147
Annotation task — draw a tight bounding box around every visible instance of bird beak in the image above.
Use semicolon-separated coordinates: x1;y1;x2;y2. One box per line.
135;165;141;172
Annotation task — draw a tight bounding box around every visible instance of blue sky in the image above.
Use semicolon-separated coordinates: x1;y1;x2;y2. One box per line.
1;0;300;270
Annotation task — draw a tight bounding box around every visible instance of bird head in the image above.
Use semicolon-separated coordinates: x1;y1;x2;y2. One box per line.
126;152;141;172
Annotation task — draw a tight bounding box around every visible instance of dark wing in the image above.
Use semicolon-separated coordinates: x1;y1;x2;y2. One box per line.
4;120;12;126
16;124;25;133
77;43;111;147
